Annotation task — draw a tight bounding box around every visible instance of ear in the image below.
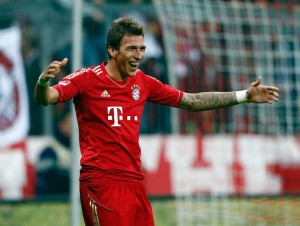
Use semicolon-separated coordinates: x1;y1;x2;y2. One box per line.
107;46;117;58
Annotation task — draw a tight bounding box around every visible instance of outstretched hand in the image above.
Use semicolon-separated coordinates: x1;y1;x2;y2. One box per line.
39;58;68;82
246;76;279;104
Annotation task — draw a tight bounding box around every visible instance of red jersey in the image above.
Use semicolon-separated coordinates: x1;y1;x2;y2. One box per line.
53;62;183;181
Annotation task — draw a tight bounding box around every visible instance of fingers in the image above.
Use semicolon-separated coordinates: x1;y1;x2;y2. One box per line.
266;86;280;104
45;58;68;77
247;76;280;104
254;76;280;104
264;89;279;104
268;90;279;98
267;86;280;92
251;76;262;87
268;90;279;103
60;58;68;67
49;59;66;70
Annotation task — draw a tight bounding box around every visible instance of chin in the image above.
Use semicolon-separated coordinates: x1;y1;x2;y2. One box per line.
128;71;137;77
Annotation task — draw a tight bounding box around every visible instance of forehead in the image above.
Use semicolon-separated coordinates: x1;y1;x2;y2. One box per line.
120;34;144;47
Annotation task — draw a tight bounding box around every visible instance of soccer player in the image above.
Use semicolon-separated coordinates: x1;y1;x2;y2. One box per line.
34;17;279;226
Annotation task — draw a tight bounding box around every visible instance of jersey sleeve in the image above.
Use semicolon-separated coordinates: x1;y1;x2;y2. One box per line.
145;75;183;107
52;69;90;103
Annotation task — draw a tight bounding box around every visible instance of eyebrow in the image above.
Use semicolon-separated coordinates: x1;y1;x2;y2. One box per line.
126;45;146;49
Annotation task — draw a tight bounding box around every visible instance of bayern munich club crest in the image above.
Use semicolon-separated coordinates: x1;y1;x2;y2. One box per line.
131;84;140;101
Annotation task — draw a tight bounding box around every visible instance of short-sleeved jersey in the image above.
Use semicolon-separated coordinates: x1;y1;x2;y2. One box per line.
53;62;183;181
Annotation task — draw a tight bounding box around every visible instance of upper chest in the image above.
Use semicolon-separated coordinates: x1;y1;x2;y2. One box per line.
78;73;148;111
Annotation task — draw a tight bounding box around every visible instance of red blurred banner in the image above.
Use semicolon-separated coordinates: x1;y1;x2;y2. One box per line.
1;135;300;199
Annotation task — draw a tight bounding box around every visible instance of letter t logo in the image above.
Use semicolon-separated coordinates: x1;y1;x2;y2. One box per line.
107;106;123;127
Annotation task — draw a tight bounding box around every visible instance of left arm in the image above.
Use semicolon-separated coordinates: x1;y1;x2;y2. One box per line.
179;92;237;111
178;76;279;112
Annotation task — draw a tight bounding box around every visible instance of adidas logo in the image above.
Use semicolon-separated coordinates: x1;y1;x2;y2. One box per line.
101;90;111;98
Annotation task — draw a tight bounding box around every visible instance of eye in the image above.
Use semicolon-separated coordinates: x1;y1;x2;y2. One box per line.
126;46;146;52
127;46;137;51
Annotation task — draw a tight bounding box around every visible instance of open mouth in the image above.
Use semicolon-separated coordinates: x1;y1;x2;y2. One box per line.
129;62;139;70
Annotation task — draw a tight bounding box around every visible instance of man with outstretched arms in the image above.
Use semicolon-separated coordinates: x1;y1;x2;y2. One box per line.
35;17;279;226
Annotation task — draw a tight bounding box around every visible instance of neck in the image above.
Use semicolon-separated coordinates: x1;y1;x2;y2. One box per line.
105;60;128;82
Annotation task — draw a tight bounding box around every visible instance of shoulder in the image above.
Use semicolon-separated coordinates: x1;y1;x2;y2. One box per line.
63;65;101;82
136;70;161;83
134;70;166;94
90;65;106;76
64;67;90;80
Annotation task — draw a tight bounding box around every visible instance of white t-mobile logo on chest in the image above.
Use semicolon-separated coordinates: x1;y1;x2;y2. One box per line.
107;106;138;127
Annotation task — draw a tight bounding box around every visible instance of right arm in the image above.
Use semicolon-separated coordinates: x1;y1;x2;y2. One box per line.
34;58;68;106
178;76;279;111
179;91;238;111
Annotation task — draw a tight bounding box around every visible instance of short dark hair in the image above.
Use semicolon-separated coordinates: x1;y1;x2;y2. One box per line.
106;17;144;57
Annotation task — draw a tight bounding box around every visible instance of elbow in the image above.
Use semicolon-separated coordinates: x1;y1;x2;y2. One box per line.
188;106;205;112
189;108;197;112
189;107;208;112
35;100;49;106
41;102;49;106
34;97;49;106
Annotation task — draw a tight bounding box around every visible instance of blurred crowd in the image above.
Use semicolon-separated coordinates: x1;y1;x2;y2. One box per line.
171;0;300;134
3;0;300;141
3;0;299;138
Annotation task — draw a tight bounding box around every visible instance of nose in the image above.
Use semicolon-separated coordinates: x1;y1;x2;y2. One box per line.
133;49;144;61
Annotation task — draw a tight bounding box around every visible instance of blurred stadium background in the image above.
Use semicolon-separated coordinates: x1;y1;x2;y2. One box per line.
0;0;300;226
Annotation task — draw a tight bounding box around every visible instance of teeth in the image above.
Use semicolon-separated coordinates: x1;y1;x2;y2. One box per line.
129;63;138;67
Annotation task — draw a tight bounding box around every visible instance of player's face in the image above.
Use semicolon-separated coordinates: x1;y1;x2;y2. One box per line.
115;34;146;77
